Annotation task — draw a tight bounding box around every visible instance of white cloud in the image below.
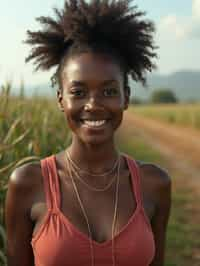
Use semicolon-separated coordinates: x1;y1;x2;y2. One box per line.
157;0;200;42
192;0;200;20
155;1;200;74
189;0;200;38
158;15;189;41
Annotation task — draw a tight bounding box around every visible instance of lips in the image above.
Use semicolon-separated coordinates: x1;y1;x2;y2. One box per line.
80;118;110;129
83;120;106;127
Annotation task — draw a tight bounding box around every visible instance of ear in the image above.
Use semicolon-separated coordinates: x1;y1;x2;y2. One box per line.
57;89;64;112
124;86;130;110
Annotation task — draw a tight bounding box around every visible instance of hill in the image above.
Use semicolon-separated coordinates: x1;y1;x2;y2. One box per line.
131;70;200;102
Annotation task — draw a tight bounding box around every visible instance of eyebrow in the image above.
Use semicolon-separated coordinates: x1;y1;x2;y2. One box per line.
69;81;85;87
69;79;118;87
102;79;118;85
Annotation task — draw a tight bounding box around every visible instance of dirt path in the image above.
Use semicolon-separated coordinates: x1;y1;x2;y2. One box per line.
122;111;200;193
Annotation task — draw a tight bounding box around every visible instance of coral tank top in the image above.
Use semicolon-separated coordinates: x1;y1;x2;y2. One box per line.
31;153;155;266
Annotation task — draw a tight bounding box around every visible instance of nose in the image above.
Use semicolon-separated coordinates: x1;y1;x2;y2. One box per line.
84;95;103;111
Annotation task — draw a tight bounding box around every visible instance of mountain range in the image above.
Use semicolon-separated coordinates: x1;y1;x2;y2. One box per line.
131;70;200;102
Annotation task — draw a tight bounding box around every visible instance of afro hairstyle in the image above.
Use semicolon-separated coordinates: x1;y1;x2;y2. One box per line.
25;0;157;89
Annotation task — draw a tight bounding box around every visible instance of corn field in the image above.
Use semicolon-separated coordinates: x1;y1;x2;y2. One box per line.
0;83;70;265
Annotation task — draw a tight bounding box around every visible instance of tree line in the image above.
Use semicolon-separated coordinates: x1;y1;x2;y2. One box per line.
131;89;178;105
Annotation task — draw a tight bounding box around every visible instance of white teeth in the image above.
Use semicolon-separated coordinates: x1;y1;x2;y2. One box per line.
84;120;106;127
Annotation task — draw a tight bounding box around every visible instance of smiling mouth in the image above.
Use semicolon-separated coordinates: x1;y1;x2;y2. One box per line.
80;119;108;128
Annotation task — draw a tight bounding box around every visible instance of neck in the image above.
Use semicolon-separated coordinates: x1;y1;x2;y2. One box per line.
66;138;119;177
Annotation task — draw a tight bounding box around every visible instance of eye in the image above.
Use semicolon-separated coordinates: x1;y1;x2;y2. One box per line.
103;87;119;97
70;87;86;97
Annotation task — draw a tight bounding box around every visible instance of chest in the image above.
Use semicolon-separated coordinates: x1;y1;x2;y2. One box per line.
31;170;155;244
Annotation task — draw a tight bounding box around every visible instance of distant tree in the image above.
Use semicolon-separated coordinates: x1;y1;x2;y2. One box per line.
151;89;178;104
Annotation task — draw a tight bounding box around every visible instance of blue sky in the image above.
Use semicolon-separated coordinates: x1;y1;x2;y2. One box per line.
0;0;200;87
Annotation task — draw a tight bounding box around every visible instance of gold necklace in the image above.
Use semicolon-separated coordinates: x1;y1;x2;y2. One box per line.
66;150;120;192
65;154;121;266
66;150;120;177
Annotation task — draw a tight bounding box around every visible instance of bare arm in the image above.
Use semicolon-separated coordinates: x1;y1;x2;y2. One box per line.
150;170;172;266
5;165;36;266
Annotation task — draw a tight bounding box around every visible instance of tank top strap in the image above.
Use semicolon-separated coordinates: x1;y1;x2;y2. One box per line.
123;153;143;207
40;155;61;211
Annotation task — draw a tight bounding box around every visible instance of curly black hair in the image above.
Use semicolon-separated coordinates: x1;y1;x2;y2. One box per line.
25;0;157;90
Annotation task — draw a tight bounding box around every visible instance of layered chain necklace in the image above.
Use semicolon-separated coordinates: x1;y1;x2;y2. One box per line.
65;150;121;266
66;151;120;191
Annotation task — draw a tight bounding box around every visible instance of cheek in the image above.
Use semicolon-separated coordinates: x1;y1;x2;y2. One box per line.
62;95;73;109
63;102;84;130
111;100;125;113
62;95;76;111
110;106;124;127
62;101;77;122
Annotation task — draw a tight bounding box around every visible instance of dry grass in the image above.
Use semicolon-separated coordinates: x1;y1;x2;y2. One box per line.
131;103;200;130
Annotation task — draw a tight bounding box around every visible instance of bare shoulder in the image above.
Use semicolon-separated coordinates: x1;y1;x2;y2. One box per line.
135;160;171;205
136;160;171;186
8;161;43;208
10;161;42;187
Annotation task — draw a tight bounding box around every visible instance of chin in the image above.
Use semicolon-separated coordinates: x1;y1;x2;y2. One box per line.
79;134;114;147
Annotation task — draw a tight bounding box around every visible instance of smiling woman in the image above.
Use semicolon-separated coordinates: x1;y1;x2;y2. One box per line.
58;53;126;145
5;0;171;266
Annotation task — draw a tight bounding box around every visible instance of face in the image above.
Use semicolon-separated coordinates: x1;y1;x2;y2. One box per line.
57;52;129;146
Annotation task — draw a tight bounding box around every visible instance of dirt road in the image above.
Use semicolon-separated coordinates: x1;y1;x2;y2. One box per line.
123;111;200;193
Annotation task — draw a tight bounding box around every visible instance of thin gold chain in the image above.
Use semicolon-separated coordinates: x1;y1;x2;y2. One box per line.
65;153;121;266
66;150;119;177
66;151;120;192
66;157;95;265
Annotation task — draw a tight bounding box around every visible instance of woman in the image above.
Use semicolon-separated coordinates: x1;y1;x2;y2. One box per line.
5;0;171;265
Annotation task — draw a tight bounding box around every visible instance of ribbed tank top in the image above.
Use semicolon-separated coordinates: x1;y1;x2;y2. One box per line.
31;153;155;266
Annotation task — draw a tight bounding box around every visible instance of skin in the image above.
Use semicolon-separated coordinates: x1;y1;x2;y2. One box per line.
5;52;171;266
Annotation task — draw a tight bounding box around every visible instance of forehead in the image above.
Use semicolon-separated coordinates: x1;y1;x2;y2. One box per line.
61;52;123;85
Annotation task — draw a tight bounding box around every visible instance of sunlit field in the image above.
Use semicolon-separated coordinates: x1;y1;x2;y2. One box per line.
0;84;199;265
131;103;200;130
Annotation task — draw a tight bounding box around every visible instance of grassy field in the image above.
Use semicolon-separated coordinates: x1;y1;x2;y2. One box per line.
0;85;199;265
131;103;200;130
